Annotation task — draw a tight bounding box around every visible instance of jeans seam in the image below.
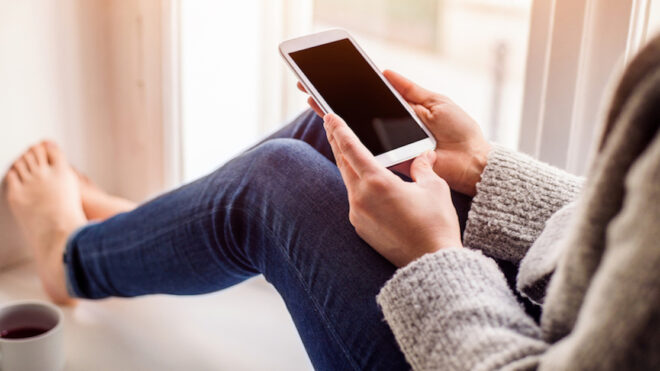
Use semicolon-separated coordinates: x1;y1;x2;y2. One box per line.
249;209;362;371
236;146;361;368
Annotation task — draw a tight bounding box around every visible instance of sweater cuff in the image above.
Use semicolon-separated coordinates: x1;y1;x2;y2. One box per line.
464;145;583;263
377;249;512;323
377;248;543;370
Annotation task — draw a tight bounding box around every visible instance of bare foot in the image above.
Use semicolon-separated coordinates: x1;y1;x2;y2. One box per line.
75;171;136;221
3;141;85;305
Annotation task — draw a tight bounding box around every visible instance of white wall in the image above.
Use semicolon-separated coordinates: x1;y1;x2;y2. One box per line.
0;1;88;174
0;0;166;267
0;0;97;266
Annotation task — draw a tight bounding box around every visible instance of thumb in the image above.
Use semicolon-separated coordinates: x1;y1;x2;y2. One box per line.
410;151;439;185
384;69;435;105
323;113;347;132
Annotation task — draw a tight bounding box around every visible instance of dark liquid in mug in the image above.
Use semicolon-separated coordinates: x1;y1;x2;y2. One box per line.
0;326;50;339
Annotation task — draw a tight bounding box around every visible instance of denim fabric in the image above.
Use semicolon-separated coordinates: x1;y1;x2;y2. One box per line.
63;110;473;370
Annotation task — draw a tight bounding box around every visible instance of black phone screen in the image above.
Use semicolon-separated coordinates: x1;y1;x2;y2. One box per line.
289;38;428;156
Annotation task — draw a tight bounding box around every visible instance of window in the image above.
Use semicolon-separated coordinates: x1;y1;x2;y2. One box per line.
519;0;658;174
646;1;660;38
172;0;658;183
176;0;532;182
178;1;262;182
312;0;533;149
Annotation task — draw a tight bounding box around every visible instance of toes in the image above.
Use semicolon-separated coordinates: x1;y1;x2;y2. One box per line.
6;169;20;185
44;141;64;166
3;169;21;200
32;144;48;165
13;158;30;181
3;169;20;190
23;151;39;172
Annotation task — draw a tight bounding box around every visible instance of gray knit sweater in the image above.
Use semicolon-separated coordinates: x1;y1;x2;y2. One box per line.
376;38;660;370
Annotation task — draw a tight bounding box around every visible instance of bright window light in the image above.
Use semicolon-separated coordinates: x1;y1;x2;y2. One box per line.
313;0;533;149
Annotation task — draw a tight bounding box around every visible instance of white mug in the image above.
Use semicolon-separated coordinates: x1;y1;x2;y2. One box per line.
0;301;65;371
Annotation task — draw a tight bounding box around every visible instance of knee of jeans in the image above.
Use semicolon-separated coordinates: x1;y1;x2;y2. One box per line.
250;138;322;170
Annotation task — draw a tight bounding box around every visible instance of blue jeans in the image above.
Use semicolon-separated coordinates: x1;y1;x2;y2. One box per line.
64;110;472;370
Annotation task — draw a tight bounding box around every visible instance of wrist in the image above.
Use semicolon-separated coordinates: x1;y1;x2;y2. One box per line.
463;143;491;197
428;235;463;254
402;242;463;268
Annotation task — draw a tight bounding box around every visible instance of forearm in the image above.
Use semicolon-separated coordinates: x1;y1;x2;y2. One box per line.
464;145;583;263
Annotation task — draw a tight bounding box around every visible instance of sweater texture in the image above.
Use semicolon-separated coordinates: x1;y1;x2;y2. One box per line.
377;36;660;370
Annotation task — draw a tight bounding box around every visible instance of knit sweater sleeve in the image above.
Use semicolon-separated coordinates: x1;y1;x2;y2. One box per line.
376;133;660;370
464;145;583;263
377;248;547;370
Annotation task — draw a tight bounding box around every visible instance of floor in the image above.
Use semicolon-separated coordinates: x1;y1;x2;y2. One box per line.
0;262;313;371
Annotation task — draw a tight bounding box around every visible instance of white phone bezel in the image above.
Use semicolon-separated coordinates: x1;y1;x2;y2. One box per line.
279;28;436;168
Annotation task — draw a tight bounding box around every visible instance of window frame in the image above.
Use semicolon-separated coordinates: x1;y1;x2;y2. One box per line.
519;0;651;174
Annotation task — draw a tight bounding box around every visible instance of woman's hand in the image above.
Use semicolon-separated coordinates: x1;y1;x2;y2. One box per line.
298;70;491;196
384;70;491;196
324;113;462;268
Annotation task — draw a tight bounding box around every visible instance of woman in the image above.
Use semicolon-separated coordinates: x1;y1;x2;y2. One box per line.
4;36;659;370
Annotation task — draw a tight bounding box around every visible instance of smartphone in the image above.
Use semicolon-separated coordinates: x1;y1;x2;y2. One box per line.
279;29;436;167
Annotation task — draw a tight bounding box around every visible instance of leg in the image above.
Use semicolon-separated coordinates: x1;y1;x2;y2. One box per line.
76;108;469;230
257;109;334;162
71;110;329;223
65;139;409;370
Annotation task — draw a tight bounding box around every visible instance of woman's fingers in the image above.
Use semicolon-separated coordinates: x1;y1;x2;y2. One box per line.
327;129;359;187
297;82;324;116
384;69;436;105
324;114;380;177
307;97;324;117
411;103;431;124
410;151;441;186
